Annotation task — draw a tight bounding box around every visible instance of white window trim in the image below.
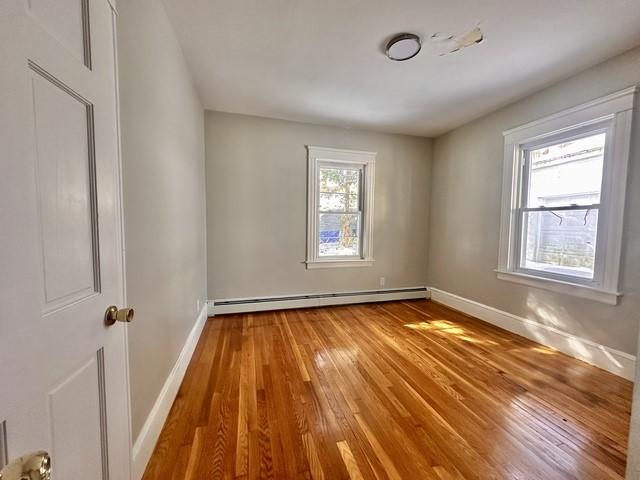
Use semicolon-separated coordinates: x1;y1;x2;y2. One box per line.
306;146;376;269
497;86;637;305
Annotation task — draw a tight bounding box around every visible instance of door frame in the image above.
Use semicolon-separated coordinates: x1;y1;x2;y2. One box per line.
108;1;134;477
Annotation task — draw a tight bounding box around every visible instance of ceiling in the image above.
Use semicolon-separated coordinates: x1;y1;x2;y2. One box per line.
162;0;640;137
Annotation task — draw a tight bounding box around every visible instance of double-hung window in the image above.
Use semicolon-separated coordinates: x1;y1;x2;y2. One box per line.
518;128;606;281
497;87;636;304
306;146;375;268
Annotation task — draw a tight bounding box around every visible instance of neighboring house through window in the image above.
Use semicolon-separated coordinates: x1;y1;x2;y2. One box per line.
306;146;375;269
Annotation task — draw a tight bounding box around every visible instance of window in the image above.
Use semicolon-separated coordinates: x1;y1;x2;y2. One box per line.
497;87;636;305
306;146;375;268
519;130;605;280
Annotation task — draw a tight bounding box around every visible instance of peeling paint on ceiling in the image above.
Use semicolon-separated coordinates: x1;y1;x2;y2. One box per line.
431;26;484;56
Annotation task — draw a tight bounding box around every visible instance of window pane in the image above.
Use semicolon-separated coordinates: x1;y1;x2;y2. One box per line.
521;208;598;279
318;213;360;257
319;193;359;212
319;193;345;212
319;167;360;213
527;133;605;208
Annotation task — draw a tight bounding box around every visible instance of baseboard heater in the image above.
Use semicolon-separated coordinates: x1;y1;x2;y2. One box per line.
210;286;429;315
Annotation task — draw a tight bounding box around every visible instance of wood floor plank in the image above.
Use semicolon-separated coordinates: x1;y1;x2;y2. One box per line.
142;300;632;479
337;440;365;480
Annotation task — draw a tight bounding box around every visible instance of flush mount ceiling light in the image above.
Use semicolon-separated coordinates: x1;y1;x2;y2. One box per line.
385;33;422;61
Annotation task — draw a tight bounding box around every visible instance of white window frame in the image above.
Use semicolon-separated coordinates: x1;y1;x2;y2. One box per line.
306;146;376;269
497;87;637;305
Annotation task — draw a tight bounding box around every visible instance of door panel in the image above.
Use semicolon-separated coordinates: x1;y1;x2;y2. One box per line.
48;350;106;480
26;0;91;67
31;66;100;310
0;0;130;478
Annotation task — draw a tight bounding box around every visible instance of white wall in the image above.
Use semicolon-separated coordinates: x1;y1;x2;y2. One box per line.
428;46;640;355
117;0;207;442
205;111;432;300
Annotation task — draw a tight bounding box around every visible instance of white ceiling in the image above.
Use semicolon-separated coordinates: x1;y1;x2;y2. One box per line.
162;0;640;137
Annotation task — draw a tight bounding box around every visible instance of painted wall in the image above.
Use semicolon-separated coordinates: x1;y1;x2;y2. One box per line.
205;111;432;300
428;46;640;355
117;0;207;441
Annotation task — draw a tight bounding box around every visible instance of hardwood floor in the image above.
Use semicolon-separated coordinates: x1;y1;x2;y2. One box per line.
142;300;632;479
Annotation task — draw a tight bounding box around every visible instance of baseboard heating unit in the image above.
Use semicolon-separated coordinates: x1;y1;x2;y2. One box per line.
210;286;429;315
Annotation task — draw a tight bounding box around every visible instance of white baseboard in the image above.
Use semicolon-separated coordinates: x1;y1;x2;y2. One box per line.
429;288;636;381
210;286;429;315
131;305;209;479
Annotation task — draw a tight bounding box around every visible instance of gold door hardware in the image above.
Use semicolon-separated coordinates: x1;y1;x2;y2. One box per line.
0;450;51;480
104;305;135;326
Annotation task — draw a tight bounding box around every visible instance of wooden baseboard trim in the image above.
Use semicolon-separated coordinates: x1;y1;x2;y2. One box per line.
209;286;429;315
131;304;209;479
429;287;635;381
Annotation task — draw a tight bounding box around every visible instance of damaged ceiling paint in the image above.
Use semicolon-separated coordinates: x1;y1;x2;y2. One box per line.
431;26;484;56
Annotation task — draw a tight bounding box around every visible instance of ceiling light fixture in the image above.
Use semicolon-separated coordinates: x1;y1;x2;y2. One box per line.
385;33;421;61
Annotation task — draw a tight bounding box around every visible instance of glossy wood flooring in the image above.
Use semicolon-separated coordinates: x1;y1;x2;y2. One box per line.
142;300;632;479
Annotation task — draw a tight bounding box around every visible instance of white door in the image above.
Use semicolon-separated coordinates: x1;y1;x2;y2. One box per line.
0;0;130;479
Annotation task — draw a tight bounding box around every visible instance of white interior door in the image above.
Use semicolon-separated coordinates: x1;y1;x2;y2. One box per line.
0;0;130;479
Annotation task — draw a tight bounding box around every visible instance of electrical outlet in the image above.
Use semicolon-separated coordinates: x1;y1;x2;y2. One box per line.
196;299;200;312
379;276;386;288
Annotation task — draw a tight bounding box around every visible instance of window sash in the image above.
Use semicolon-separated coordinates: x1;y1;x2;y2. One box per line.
520;128;606;210
515;205;601;283
318;167;363;214
317;211;363;259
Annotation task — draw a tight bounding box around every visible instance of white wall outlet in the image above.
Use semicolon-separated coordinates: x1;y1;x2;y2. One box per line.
379;276;386;288
196;299;201;311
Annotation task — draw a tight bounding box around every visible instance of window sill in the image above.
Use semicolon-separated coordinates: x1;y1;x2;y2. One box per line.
495;269;621;305
306;259;375;269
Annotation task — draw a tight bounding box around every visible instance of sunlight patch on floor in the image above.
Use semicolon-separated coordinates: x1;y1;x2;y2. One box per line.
530;346;557;355
404;320;497;345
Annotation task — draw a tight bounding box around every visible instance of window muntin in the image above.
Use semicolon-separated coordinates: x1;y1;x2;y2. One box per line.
516;130;607;282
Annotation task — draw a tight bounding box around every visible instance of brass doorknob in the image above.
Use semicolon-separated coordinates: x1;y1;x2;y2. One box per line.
0;450;51;480
104;305;134;326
